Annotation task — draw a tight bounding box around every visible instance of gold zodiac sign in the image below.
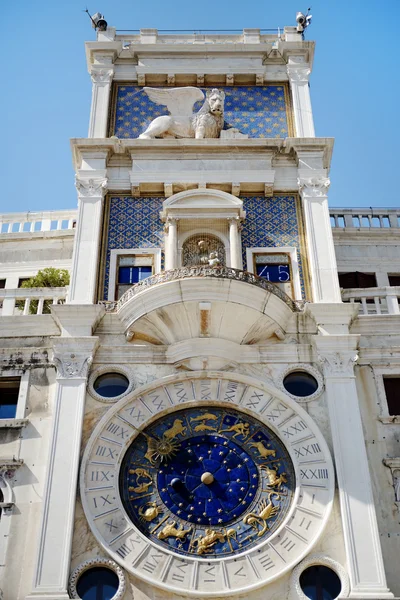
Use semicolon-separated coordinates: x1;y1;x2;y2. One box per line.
139;501;163;522
243;493;280;537
249;440;276;458
128;468;152;494
262;465;287;489
219;421;250;439
163;419;187;440
157;520;192;541
192;528;236;555
190;413;218;433
190;413;218;422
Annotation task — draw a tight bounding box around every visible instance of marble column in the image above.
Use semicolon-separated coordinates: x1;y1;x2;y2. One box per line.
287;56;315;137
315;335;393;599
26;337;98;600
298;175;341;303
68;174;108;304
228;217;243;269
88;64;114;138
165;218;178;270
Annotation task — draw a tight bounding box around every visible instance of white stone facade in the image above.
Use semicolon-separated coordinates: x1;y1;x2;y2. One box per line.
0;24;399;600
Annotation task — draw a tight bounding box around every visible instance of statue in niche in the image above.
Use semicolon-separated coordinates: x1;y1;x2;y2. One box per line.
208;251;220;267
138;87;225;139
197;240;210;265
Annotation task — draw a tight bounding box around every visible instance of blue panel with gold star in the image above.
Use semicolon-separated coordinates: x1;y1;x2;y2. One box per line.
112;85;291;139
241;195;305;298
119;406;295;558
103;196;164;298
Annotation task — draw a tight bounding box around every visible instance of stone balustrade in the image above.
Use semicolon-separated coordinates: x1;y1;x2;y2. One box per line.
0;287;68;316
330;208;400;229
0;210;77;235
341;286;400;315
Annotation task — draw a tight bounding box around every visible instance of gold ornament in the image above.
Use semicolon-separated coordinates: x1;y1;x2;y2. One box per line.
192;528;236;555
128;468;152;494
139;501;163;522
157;520;192;540
243;493;280;536
248;440;276;458
219;421;250;439
261;465;287;489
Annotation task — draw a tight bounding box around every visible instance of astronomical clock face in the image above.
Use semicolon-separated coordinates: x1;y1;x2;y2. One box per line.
119;406;294;558
81;374;334;596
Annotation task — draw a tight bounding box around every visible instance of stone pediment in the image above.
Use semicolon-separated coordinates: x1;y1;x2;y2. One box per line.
161;189;246;220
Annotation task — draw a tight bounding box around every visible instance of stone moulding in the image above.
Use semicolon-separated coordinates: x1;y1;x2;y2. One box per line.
87;364;135;404
112;266;303;313
276;363;324;403
290;554;350;599
68;557;126;599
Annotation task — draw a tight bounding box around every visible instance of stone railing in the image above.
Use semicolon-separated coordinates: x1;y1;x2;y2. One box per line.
103;266;301;313
330;208;400;229
342;287;400;315
0;288;68;316
0;210;77;235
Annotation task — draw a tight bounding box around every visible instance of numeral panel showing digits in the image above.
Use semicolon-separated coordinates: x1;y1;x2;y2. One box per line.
81;373;334;596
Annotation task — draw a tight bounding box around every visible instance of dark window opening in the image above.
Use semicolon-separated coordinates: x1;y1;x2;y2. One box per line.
18;278;31;288
0;280;5;289
76;567;119;600
94;373;129;399
118;265;152;285
338;272;377;289
383;377;400;416
0;377;20;419
388;274;400;287
299;565;341;600
283;371;318;398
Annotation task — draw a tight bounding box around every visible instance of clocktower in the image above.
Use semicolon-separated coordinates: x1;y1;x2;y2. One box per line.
17;17;395;600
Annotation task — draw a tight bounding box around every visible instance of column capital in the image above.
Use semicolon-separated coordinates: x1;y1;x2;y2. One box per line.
52;337;99;380
75;175;108;198
314;335;359;378
90;67;114;85
298;175;330;198
164;216;179;232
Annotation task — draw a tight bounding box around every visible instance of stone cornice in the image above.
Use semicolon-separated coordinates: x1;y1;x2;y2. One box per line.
71;137;334;172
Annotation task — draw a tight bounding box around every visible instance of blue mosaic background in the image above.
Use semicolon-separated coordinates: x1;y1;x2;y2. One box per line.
103;195;305;300
113;86;290;139
241;196;305;298
103;197;164;299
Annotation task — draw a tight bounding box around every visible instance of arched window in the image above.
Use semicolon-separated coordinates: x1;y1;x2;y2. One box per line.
182;233;226;267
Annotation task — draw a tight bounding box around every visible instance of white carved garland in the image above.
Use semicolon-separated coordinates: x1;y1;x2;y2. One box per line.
80;371;335;597
290;554;350;599
68;557;126;599
276;363;324;403
87;365;135;403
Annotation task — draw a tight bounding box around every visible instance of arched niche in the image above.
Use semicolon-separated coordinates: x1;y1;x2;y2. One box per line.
161;189;246;270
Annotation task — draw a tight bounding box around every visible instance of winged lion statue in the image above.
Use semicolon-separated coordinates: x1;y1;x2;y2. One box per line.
138;87;225;140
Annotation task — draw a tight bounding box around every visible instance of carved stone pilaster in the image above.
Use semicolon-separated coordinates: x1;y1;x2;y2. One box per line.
90;68;114;84
298;175;331;198
75;176;108;198
287;65;311;83
318;350;358;378
52;338;99;380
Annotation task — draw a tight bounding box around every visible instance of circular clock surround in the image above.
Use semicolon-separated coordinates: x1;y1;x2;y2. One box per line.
80;372;334;597
119;406;295;557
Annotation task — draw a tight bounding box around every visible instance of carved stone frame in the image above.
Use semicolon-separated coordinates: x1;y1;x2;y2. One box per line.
68;557;126;599
290;554;350;599
88;365;135;404
276;363;324;403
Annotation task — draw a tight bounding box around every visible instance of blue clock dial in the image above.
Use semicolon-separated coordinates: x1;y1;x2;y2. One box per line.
119;406;295;558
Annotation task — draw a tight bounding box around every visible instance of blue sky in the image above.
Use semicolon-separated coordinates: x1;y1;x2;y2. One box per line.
2;0;398;212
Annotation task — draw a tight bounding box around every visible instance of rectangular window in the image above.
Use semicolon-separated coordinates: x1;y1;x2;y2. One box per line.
254;253;292;297
388;274;400;287
338;272;377;289
18;278;31;288
0;377;20;419
116;255;153;299
383;377;400;416
0;280;5;289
